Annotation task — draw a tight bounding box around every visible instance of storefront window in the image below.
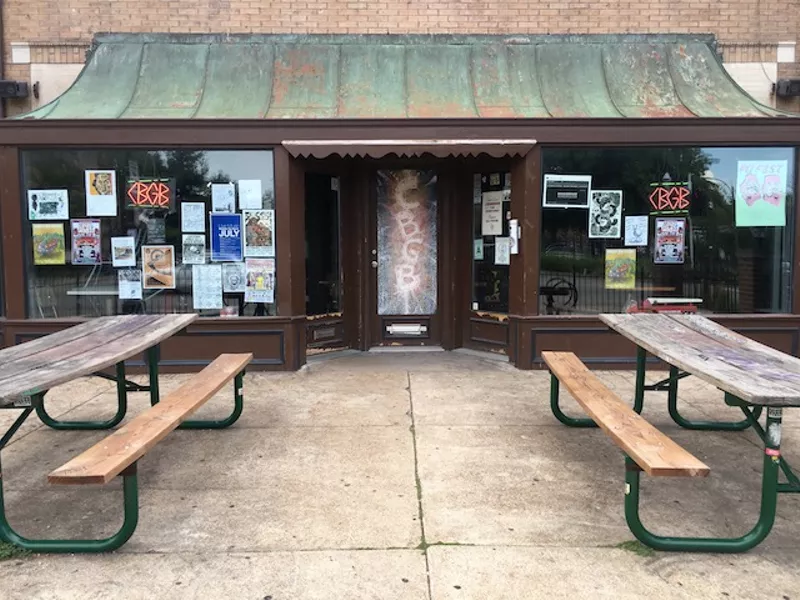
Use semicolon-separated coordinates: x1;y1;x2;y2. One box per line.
472;172;511;313
22;149;276;318
540;147;796;314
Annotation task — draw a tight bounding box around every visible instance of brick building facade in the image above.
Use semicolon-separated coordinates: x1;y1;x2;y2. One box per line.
2;0;799;115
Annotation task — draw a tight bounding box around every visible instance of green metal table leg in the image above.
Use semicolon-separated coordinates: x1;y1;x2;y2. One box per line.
147;344;161;408
633;347;646;414
623;409;782;552
179;371;246;430
739;405;800;491
35;361;129;430
667;365;757;431
0;408;34;451
549;373;597;428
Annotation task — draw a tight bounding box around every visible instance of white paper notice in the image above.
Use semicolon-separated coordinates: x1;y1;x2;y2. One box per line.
211;183;236;213
85;170;118;216
473;174;482;205
223;262;247;293
28;190;69;220
495;237;511;265
192;264;223;310
482;191;504;236
181;202;206;232
111;237;136;267
509;218;519;254
118;269;143;300
238;180;263;210
624;215;649;247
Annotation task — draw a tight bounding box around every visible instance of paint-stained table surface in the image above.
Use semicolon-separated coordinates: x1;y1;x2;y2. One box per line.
0;314;198;406
600;313;800;407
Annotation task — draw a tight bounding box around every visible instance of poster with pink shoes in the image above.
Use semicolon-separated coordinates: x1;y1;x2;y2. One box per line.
735;160;788;227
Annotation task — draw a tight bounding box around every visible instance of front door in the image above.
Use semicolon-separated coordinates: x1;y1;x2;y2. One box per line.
369;169;441;346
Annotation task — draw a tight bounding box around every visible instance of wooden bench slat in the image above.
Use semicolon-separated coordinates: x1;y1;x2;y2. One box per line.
48;353;253;485
542;351;710;478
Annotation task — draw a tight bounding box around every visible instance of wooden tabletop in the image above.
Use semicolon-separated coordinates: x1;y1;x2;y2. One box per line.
600;313;800;407
0;314;198;406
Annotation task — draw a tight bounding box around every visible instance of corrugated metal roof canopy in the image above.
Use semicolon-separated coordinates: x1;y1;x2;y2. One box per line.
20;33;790;120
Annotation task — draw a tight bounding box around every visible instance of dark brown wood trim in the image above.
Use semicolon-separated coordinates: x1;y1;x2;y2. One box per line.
0;147;24;319
794;148;800;314
1;118;800;148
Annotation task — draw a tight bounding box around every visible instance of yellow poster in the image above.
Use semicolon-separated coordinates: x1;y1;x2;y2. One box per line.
605;248;636;290
32;223;66;265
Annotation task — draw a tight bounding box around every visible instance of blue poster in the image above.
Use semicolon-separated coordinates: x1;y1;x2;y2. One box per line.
210;213;243;262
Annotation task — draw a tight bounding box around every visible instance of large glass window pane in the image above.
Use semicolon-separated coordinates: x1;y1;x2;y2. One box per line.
22;149;276;318
472;172;511;313
540;147;796;315
305;173;341;315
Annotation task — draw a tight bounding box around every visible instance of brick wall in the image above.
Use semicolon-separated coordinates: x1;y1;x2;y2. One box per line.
3;0;799;113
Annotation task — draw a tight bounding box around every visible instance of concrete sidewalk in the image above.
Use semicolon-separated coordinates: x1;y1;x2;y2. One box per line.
1;351;799;599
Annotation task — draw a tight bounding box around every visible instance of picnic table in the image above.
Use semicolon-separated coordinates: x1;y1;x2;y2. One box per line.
0;314;252;553
544;312;800;552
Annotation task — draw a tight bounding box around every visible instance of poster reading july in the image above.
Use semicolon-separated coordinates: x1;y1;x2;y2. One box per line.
210;213;243;262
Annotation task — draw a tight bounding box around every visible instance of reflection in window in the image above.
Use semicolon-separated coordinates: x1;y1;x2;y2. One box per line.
472;172;511;313
540;147;796;314
23;149;276;318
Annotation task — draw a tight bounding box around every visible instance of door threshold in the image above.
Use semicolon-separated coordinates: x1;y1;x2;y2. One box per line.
369;346;445;353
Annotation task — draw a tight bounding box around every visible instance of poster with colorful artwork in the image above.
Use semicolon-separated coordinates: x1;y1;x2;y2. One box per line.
211;183;236;213
243;209;275;257
182;234;206;264
238;180;263;210
588;190;622;239
192;264;223;310
70;219;102;265
210;213;243;262
605;249;636;289
111;237;136;267
223;262;247;293
118;269;143;300
624;215;649;247
85;170;118;216
245;258;275;303
654;218;686;264
28;190;69;221
32;223;66;265
181;202;206;232
142;245;176;289
735;160;788;227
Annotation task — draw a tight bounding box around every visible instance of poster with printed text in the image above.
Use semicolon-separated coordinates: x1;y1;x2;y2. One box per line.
605;249;636;289
211;183;236;213
589;190;623;239
85;170;118;216
210;213;243;262
624;215;649;247
735;160;788;227
245;258;275;303
111;237;136;267
481;191;506;236
243;209;275;257
118;269;143;300
32;223;66;265
654;218;686;264
192;264;223;310
70;219;102;265
142;245;176;289
181;202;206;232
182;234;206;264
146;217;166;243
28;190;69;221
223;262;247;293
238;180;263;210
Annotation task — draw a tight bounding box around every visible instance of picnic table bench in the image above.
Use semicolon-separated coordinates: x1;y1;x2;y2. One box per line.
0;314;252;553
545;312;800;553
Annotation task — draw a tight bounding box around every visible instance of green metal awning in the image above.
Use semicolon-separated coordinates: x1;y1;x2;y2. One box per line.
19;33;790;120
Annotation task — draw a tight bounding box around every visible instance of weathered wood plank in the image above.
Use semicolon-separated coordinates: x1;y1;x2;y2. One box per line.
49;353;253;485
543;351;710;477
600;313;800;406
0;314;198;406
0;315;162;383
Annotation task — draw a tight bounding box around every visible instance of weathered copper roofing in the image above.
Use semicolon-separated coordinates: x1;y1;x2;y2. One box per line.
20;33;789;119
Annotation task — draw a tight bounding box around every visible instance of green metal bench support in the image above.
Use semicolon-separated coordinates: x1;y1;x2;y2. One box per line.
0;405;140;553
623;406;782;552
146;345;244;430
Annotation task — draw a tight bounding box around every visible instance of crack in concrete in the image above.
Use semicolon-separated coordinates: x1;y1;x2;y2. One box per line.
406;370;433;600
